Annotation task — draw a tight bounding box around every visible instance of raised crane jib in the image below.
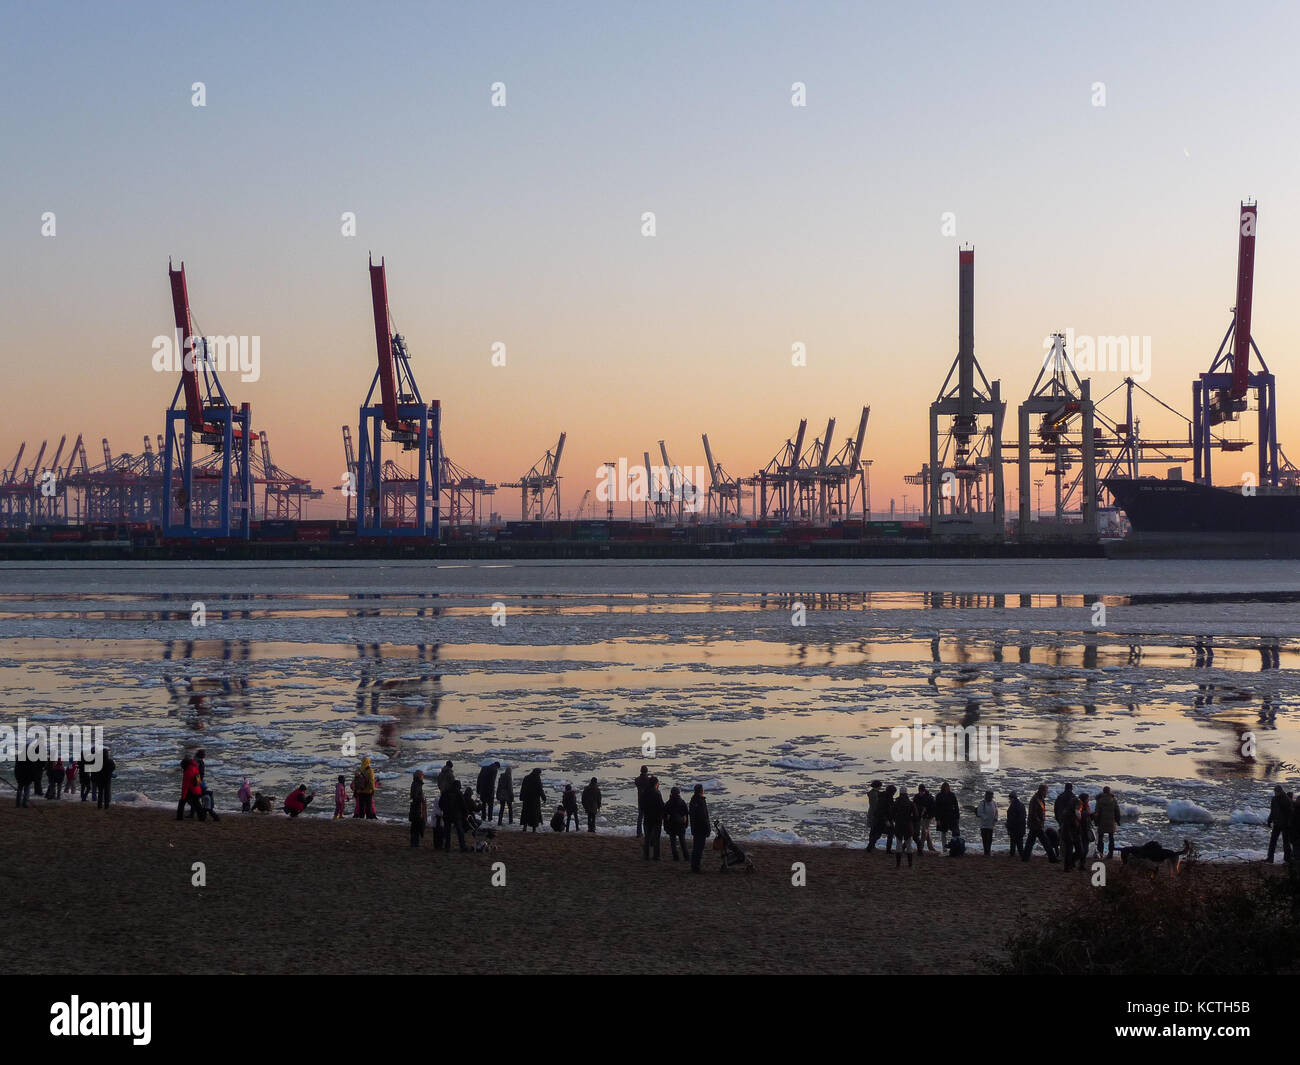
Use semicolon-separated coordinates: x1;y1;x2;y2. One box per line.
1231;201;1256;400
368;256;410;434
168;261;207;432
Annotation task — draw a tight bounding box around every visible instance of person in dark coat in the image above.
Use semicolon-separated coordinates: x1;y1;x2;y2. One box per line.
1023;784;1056;861
519;768;545;832
865;780;883;849
194;747;218;821
436;760;455;796
664;786;689;860
476;761;500;823
78;755;93;802
1093;786;1121;859
94;749;115;808
869;784;897;852
580;777;601;832
935;782;959;847
1268;784;1293;863
688;784;710;873
642;777;666;860
13;759;31;807
496;766;514;826
976;790;998;856
1060;794;1083;871
439;777;468;851
561;783;580;831
1005;791;1027;858
462;783;481;828
915;783;937;852
892;787;918;868
1053;783;1075;832
634;766;651;838
409;771;427;848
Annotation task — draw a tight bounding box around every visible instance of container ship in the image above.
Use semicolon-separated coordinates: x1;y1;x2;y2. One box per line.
1104;476;1300;553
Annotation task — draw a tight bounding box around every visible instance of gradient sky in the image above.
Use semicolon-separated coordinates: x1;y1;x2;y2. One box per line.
3;0;1299;519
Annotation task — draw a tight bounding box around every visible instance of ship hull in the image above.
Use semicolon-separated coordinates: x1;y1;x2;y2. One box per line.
1104;477;1300;557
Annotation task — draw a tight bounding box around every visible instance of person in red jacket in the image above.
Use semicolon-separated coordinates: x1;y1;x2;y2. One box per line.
283;784;315;817
176;757;207;821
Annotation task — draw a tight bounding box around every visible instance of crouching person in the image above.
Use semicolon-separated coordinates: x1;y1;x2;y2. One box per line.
284;785;314;817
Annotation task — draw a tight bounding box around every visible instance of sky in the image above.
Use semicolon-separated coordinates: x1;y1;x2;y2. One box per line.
2;0;1299;520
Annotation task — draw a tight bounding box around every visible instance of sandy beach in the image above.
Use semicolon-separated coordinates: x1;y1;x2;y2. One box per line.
1;801;1273;975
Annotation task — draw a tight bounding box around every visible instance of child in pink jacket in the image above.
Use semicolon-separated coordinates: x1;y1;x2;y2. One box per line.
334;775;348;819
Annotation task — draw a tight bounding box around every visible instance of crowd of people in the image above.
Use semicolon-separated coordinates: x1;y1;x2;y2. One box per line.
16;749;1300;873
10;750;116;809
165;752;721;871
863;779;1129;869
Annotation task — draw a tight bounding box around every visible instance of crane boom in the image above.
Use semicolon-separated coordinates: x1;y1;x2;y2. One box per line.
818;417;836;470
702;434;719;488
850;406;870;467
1232;201;1257;399
168;261;208;431
368;256;402;431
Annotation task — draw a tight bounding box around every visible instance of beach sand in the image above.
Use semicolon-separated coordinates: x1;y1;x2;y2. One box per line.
0;802;1265;974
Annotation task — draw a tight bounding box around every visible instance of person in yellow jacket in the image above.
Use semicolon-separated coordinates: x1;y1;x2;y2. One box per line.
353;756;378;819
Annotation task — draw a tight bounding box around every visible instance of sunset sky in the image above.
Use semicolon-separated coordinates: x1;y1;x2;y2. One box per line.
2;1;1298;520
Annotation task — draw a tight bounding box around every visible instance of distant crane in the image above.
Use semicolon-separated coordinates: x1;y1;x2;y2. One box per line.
571;488;591;519
501;433;565;520
658;440;700;522
701;433;742;520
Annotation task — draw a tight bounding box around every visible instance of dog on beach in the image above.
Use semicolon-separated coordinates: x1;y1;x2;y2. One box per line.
1119;839;1197;878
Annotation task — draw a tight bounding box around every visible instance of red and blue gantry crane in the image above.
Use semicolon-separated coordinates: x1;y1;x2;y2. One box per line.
1193;200;1279;487
162;261;253;538
356;256;440;537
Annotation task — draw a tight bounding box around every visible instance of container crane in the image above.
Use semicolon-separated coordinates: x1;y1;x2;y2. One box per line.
161;260;253;538
500;433;565;520
1193;200;1279;487
701;433;742;520
356;256;440;536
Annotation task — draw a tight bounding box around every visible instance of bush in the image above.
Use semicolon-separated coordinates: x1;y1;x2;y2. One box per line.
998;865;1300;975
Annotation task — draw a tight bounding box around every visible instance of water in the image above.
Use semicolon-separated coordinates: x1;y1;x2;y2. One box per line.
2;559;1298;858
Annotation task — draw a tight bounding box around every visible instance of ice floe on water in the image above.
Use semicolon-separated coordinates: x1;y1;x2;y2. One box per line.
3;561;1299;857
1167;799;1214;823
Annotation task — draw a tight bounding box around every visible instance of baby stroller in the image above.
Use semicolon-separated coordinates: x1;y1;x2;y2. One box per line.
465;811;497;852
712;820;755;874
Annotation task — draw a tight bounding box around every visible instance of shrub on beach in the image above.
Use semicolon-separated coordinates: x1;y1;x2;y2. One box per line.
997;867;1300;975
